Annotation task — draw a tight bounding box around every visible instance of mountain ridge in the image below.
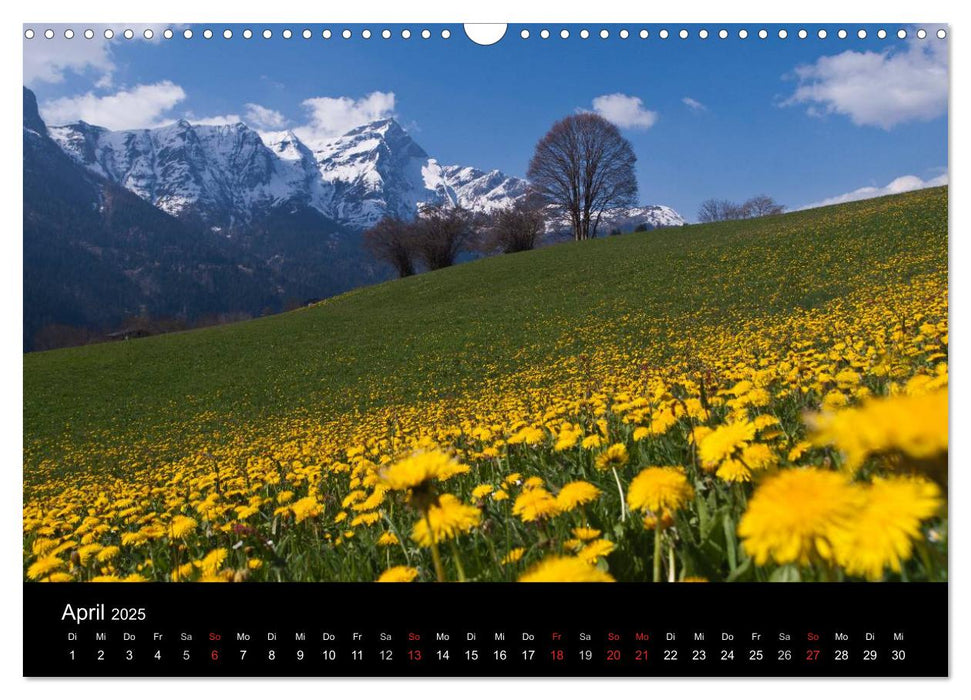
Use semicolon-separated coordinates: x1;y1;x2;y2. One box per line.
46;111;684;232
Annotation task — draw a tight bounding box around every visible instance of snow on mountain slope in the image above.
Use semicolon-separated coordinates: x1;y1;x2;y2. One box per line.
48;120;315;228
423;161;528;214
47;115;680;233
600;205;685;230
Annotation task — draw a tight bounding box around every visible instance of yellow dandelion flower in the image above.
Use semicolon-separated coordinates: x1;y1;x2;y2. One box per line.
76;543;103;565
716;459;752;483
196;548;228;576
508;425;546;445
555;481;601;511
341;490;367;508
809;389;948;472
168;515;197;539
753;414;780;431
581;434;603;450
379;450;469;490
519;556;615;582
595;443;629;471
377;531;400;547
833;476;943;580
291;496;322;524
31;537;57;556
172;562;195;581
699;421;755;470
626;467;694;514
27;555;65;581
572;527;601;541
501;547;526;565
411;494;481;547
44;572;74;582
377;565;419;582
350;511;381;527
787;440;812;462
738;468;863;566
554;430;579;451
576;539;615;564
96;546;120;563
471;484;494;499
512;487;560;523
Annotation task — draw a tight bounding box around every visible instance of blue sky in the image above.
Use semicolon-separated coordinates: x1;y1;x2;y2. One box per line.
24;24;948;221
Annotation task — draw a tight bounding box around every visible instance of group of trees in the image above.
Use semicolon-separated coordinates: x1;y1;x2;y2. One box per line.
363;204;476;278
366;111;787;279
697;194;786;223
365;112;641;277
363;197;552;278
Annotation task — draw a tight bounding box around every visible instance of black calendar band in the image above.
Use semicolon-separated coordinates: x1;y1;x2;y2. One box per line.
23;582;947;677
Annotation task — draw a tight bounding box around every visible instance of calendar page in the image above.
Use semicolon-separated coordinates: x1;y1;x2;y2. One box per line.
22;20;948;678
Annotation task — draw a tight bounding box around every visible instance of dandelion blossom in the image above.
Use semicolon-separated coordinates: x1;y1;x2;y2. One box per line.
379;450;469;490
738;468;863;566
810;389;948;471
27;555;65;581
833;476;942;580
519;556;615;582
595;443;629;471
411;494;481;547
572;526;601;541
626;467;694;515
196;548;228;576
577;539;616;564
377;531;400;547
377;565;419;582
555;481;601;511
291;496;322;524
167;515;197;539
698;421;755;470
512;487;560;522
502;547;526;565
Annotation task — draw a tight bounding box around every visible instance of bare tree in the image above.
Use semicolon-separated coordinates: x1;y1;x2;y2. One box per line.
413;203;474;270
527;113;638;241
742;194;786;218
363;216;418;278
697;198;722;223
698;195;785;223
483;196;547;254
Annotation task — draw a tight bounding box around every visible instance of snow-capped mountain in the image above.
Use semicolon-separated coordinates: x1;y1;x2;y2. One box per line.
545;204;685;238
48;120;297;227
600;205;685;231
48;114;682;236
48;116;529;231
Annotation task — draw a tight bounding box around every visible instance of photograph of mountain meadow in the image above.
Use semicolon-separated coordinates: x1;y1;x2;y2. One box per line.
23;24;948;585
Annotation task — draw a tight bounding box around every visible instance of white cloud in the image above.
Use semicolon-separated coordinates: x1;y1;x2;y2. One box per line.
24;35;113;86
682;97;707;112
783;38;947;129
802;173;948;209
589;93;658;130
244;103;287;130
293;91;396;144
23;24;178;86
39;81;187;130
